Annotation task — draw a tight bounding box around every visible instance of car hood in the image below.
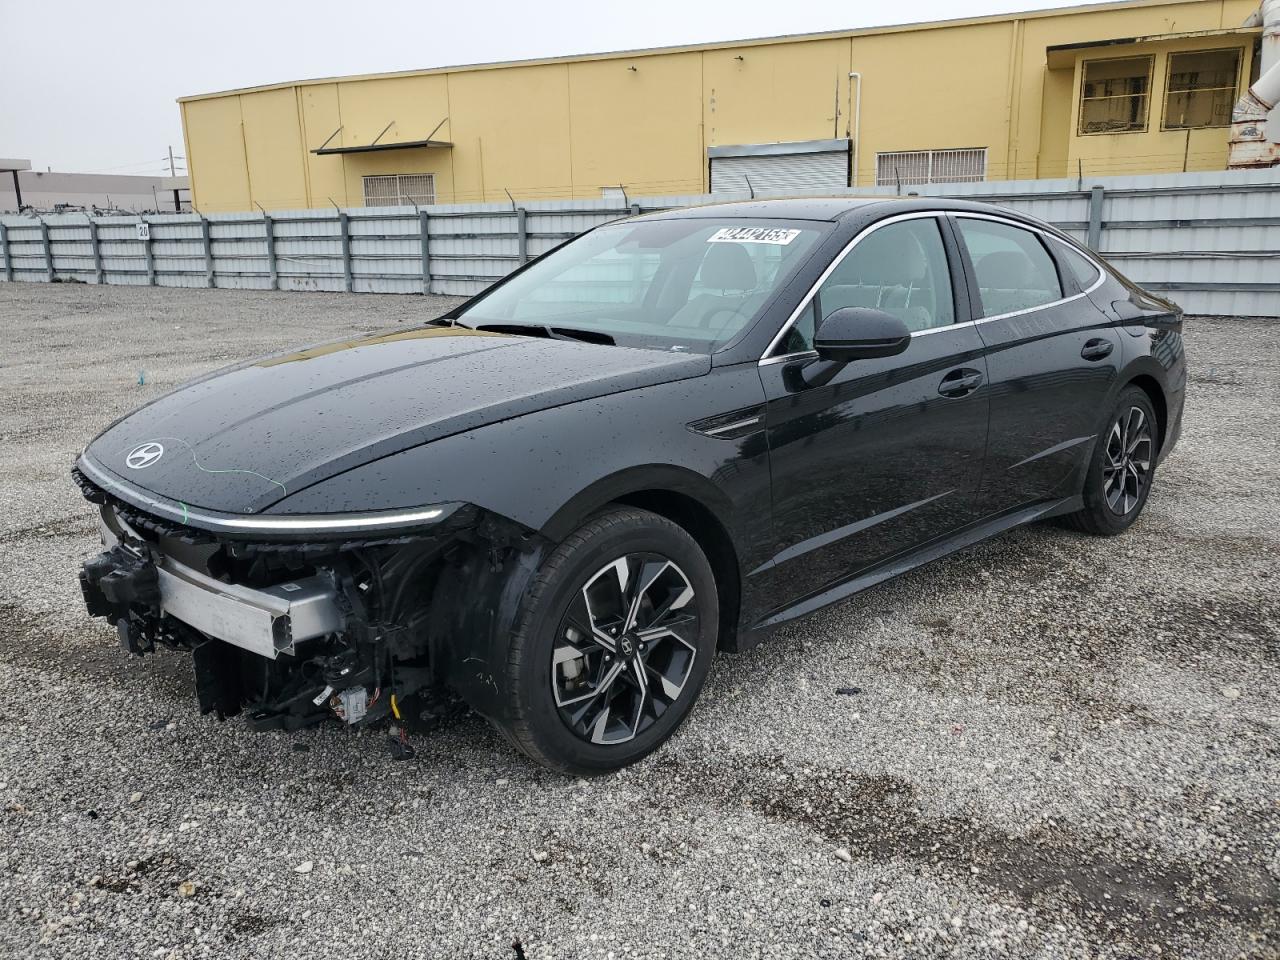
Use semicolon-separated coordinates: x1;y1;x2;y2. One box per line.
81;326;709;514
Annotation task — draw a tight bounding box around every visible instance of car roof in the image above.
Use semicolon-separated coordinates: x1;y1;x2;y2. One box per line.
638;197;885;222
636;195;1053;228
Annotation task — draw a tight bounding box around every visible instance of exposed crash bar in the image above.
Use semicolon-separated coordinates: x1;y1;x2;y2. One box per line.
156;557;345;660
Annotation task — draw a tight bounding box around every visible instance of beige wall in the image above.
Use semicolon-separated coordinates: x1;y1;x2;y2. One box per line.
448;63;572;201
849;20;1019;184
180;0;1261;212
703;38;852;148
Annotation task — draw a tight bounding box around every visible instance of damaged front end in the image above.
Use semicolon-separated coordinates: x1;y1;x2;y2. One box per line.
72;464;538;734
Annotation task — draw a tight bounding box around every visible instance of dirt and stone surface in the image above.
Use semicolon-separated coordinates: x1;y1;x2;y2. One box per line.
0;282;1276;959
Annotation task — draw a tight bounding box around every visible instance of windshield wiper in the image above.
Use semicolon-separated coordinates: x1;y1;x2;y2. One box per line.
472;322;615;346
549;326;615;345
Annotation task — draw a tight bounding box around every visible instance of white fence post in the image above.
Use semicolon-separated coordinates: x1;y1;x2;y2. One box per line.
1087;185;1105;251
338;211;352;292
87;218;104;284
201;217;214;288
139;219;155;285
516;207;528;264
262;213;277;290
419;209;431;294
39;219;53;281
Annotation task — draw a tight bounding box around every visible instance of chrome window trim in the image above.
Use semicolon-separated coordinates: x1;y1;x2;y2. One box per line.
77;455;453;536
758;209;1108;366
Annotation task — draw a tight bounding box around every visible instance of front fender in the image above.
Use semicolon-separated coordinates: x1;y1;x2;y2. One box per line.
538;463;737;542
267;366;773;713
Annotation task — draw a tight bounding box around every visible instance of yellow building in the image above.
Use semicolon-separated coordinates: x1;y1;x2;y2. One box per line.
179;0;1264;213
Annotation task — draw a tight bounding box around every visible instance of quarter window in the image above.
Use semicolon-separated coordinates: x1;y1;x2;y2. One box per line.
1054;241;1102;291
1079;57;1153;134
957;218;1063;317
779;218;955;354
1162;49;1241;130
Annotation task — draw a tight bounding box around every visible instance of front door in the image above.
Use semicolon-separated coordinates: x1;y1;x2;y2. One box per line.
752;214;990;624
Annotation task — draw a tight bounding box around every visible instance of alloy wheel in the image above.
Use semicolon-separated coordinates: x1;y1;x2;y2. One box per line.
1103;405;1153;515
552;553;699;745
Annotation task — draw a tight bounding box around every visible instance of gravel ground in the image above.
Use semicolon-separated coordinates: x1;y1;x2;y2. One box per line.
0;282;1277;960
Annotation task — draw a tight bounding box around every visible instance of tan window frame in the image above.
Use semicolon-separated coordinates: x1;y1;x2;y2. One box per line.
1161;48;1242;131
1078;55;1155;136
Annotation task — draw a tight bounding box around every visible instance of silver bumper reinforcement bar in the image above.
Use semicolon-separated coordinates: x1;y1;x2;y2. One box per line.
157;558;345;660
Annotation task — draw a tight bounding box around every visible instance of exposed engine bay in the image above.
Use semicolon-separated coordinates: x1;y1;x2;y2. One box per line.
72;466;536;739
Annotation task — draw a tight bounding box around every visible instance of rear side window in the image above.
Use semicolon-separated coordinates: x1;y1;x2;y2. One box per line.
1054;241;1103;290
957;218;1063;317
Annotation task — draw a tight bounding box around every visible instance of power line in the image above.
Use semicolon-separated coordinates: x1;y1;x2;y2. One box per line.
77;157;186;175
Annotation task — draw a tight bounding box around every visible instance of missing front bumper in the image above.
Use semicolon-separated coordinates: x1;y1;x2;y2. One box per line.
80;545;345;661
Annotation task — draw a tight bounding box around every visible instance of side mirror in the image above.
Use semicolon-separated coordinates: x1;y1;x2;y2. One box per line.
813;307;912;362
796;308;912;388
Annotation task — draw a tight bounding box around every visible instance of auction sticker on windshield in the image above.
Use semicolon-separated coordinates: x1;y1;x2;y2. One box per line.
706;227;802;245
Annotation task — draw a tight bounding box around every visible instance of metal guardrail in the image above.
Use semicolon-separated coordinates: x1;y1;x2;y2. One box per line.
1;170;1277;317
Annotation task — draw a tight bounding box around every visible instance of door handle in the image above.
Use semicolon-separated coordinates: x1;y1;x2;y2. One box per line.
938;367;984;398
1081;338;1114;361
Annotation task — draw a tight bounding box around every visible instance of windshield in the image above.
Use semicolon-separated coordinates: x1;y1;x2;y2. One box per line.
454;218;826;353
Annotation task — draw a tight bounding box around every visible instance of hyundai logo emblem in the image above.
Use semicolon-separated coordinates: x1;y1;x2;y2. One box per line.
125;441;165;470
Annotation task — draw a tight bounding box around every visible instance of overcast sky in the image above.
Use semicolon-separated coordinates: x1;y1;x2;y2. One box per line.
3;0;1112;176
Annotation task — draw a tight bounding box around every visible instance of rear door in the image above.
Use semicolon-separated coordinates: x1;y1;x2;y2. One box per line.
950;214;1120;513
752;213;990;621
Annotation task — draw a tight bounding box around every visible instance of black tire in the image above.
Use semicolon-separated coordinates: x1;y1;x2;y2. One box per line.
497;507;719;774
1062;386;1159;536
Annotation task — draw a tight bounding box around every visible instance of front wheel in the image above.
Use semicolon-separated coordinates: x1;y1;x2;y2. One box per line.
1063;386;1159;536
497;507;719;774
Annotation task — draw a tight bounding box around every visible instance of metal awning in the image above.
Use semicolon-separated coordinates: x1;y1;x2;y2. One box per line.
311;138;453;156
311;119;452;156
1046;26;1257;69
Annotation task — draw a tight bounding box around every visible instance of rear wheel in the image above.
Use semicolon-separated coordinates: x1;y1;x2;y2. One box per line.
1063;386;1159;536
498;507;719;774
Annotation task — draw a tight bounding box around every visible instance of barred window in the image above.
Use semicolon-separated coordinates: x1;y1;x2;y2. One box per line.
1163;49;1241;130
1079;57;1153;134
362;173;436;207
875;148;987;187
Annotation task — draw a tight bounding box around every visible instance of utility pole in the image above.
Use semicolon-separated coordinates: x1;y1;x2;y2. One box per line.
168;145;183;211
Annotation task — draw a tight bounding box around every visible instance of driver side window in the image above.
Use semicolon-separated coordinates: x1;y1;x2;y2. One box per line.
779;218;955;354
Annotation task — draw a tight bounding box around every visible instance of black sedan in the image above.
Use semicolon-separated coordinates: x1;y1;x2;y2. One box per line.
74;197;1185;773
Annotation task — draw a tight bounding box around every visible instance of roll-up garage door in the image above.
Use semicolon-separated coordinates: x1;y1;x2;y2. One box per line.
709;139;851;197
